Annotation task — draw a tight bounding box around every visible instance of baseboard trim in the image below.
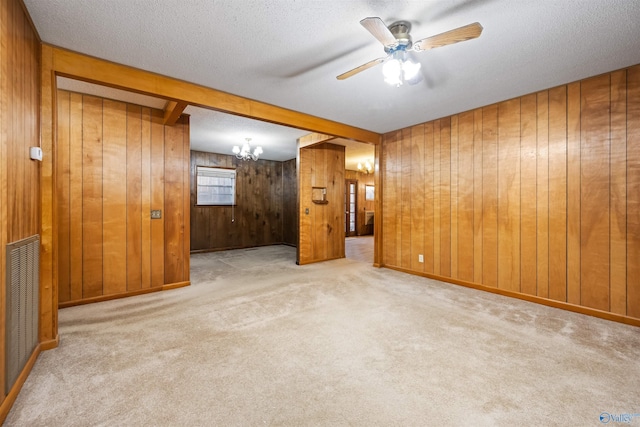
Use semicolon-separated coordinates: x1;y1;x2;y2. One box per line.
40;335;59;351
384;265;640;328
59;281;191;309
0;343;41;424
297;255;345;266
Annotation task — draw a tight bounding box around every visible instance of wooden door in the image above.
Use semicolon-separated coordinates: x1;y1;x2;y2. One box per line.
345;179;357;237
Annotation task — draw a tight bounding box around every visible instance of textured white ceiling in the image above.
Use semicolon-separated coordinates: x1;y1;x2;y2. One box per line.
31;1;640;136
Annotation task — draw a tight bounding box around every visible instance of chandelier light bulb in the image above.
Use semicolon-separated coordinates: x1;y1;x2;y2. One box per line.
232;137;263;161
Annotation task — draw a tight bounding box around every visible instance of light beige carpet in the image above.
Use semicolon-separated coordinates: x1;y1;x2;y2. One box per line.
6;245;640;426
345;235;374;264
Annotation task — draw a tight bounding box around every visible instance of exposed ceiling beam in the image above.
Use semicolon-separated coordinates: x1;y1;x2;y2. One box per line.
163;100;188;126
298;132;336;149
49;45;380;145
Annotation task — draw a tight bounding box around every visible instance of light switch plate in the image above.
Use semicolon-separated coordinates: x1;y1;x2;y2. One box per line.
151;210;162;219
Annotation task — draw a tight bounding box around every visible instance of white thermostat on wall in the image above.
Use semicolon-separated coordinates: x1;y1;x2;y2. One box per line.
30;147;43;161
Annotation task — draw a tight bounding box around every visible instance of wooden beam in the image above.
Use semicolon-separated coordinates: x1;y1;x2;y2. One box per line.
298;132;337;148
49;45;380;144
163;100;188;126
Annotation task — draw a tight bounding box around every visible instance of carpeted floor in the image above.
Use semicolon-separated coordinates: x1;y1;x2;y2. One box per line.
5;245;640;426
345;235;374;264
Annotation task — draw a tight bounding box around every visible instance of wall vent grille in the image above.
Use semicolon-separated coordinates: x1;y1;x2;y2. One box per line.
5;235;39;395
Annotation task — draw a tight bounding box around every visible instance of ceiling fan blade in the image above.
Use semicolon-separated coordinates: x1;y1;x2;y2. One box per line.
360;17;398;48
336;57;386;80
413;22;483;52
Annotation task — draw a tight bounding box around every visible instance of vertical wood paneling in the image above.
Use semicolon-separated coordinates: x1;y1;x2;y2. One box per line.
410;124;425;272
0;0;8;397
609;70;627;315
283;158;297;245
497;99;521;292
548;86;567;302
580;74;610;311
81;95;103;299
536;91;549;298
141;108;152;288
0;0;41;402
424;123;435;272
102;99;127;295
381;65;640;322
450;115;459;279
401;128;412;269
566;82;581;305
383;131;398;267
627;66;640;319
8;0;23;241
457;112;474;281
297;143;345;264
69;93;83;301
298;147;312;263
126;104;142;291
440;118;452;277
150;110;165;288
56;92;189;304
482;105;498;287
312;146;326;260
520;94;537;296
394;131;402;265
56;92;71;303
473;109;483;284
182;119;191;281
433;121;441;275
164;118;185;284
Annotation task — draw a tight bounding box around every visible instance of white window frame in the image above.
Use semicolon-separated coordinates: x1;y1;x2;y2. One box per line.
196;166;236;206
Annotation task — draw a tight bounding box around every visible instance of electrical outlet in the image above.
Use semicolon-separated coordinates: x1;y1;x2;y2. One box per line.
151;209;162;219
418;254;424;263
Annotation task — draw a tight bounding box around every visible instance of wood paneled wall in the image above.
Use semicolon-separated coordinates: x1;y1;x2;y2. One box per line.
282;158;297;246
190;151;297;252
345;170;375;235
56;90;190;306
381;65;640;322
0;0;40;415
298;143;345;264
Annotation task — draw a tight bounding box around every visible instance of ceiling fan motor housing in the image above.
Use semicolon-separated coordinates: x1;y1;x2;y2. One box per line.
385;20;413;52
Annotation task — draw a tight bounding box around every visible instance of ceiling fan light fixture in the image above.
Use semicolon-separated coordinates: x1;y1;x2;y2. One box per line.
382;49;421;87
382;56;403;86
402;58;421;81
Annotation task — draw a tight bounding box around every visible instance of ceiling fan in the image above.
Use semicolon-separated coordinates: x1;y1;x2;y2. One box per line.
337;18;483;85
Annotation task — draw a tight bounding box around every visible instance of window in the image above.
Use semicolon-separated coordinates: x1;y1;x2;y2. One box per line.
196;166;236;206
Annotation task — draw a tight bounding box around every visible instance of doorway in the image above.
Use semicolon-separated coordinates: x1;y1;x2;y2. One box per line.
345;179;357;237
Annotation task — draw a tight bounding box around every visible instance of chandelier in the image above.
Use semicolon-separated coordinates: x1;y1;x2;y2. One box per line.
357;160;373;174
232;138;263;161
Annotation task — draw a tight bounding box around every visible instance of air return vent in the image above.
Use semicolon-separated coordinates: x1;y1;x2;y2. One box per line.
5;235;39;395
